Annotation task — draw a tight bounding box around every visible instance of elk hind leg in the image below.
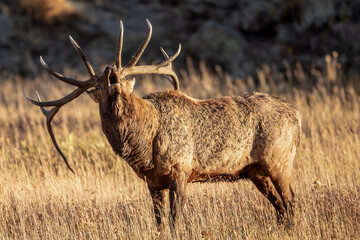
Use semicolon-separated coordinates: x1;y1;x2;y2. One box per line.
169;168;187;227
269;171;296;223
242;164;287;221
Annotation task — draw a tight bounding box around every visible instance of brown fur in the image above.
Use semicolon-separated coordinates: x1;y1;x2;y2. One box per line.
25;22;301;227
88;68;301;226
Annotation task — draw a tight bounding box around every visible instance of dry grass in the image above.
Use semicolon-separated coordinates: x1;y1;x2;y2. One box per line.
0;54;359;239
19;0;76;24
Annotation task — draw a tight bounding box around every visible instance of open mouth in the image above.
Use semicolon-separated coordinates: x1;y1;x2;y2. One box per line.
107;72;121;95
105;66;120;86
109;72;117;85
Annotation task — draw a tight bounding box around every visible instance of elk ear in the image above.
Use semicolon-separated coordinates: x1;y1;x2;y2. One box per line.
125;78;135;93
86;89;98;103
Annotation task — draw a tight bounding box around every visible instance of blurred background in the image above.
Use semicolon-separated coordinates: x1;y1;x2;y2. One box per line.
1;1;360;238
1;0;360;86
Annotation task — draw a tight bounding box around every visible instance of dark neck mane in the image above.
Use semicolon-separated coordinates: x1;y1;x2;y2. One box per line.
99;93;159;177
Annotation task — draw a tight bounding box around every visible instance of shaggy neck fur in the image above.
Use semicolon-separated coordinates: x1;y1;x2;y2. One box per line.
99;91;160;177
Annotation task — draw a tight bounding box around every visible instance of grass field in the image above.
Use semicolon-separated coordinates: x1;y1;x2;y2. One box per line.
0;55;359;239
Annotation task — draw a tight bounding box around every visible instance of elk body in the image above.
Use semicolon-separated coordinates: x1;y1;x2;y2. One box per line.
25;20;301;226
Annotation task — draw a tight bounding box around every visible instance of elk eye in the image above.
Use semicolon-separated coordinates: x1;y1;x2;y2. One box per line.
95;85;100;90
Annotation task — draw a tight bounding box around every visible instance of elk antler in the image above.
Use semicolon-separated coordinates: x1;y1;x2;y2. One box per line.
24;37;96;173
116;19;181;90
24;20;181;173
115;20;124;69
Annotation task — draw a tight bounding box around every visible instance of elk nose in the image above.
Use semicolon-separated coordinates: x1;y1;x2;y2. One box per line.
104;67;111;73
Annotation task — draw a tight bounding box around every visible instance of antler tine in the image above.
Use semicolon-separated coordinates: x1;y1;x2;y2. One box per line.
35;91;49;115
125;19;152;68
40;56;92;88
34;92;75;174
122;44;181;90
115;20;124;69
159;46;180;90
69;36;96;78
160;47;170;59
24;87;87;107
158;44;181;68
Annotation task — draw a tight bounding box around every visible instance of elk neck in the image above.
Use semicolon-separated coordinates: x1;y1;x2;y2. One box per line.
99;91;160;178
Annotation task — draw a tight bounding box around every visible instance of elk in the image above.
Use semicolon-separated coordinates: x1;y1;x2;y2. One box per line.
25;20;301;226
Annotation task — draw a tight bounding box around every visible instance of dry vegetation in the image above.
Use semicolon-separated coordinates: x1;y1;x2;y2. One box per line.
0;54;359;239
19;0;76;24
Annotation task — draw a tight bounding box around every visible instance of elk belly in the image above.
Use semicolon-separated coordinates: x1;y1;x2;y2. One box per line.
189;148;254;182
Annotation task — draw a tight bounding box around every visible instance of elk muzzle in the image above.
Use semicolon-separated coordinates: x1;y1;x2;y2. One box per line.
104;66;122;95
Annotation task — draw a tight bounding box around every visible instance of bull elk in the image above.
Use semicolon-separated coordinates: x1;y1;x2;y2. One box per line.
25;20;301;226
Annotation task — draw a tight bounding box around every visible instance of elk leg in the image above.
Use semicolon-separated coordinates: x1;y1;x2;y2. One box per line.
169;171;187;226
269;172;296;222
245;164;287;221
148;186;166;226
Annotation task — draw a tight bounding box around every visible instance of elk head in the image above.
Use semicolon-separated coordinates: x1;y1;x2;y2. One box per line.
24;19;181;173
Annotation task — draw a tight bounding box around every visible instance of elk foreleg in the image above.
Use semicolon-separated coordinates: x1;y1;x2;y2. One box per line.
148;186;166;226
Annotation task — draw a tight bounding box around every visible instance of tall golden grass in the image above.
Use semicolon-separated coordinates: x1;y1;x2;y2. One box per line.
0;54;359;239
